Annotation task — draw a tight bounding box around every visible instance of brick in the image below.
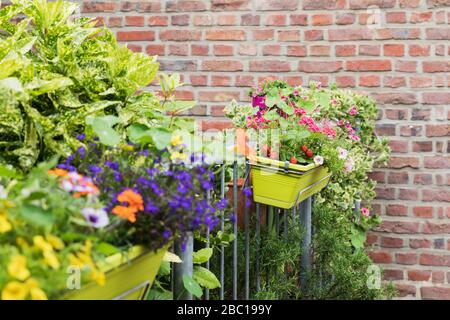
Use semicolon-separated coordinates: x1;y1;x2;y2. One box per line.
202;60;243;71
193;15;213;26
384;269;404;280
369;171;385;183
310;45;330;57
190;75;207;86
146;44;165;56
171;14;190;26
160;30;201;41
349;0;396;9
250;61;291;72
423;221;450;234
376;28;421;40
211;0;252;11
373;93;417;105
426;125;449;137
423;61;450;72
206;29;246;41
82;2;117;13
303;0;346;10
166;1;207;12
329;29;373;41
368;251;392;263
422;189;450;202
427;0;450;8
235;76;254;87
377;221;420;234
413;173;433;185
400;0;422;7
286;45;307;57
423;93;450;105
200;120;234;131
410;238;431;249
381;237;404;248
256;0;298;10
191;44;209;56
238;44;257;56
376;124;396;136
411;12;433;23
214;45;234;56
278;30;300;42
396;60;417;72
359;45;380;56
412;141;432;152
388;157;419;169
336;13;355;25
400;125;422;137
360;75;380;87
396;284;416;297
427;27;450;38
138;1;161;12
346;60;391;71
149;16;169;26
211;76;232;87
241;14;260;26
384;44;404;57
386;204;407;216
108;17;122;27
409;45;430;57
386;12;407;23
265;14;287;26
384;76;406;88
125;16;144;26
408;270;431;281
399;189;419;200
424;156;450;168
117;31;155;41
252;30;274;41
388;172;409;184
159;60;197;71
385;109;408;120
336;45;356;57
396;253;417;265
410;76;433;88
290;14;308;26
199;91;240;102
210;105;225;117
420;253;450;267
298;61;342;73
375;187;396;200
335;76;355;88
312;14;332;26
262;44;281;56
304;30;324;41
169;44;188;56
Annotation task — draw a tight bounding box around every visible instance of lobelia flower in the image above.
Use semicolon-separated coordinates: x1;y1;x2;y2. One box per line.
82;208;110;228
314;155;324;165
361;207;370;217
337;147;348;160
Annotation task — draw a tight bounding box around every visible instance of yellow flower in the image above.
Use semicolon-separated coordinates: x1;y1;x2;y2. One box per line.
7;255;31;281
43;250;60;270
170;135;183;146
16;237;30;250
0;214;12;233
1;281;28;300
33;236;52;252
46;234;65;250
170;151;187;162
25;278;48;300
90;269;105;286
82;239;93;254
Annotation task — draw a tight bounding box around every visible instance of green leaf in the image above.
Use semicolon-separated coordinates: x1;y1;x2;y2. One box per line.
265;95;278;108
193;248;213;264
127;124;153;145
193;266;221;289
0;165;20;178
165;100;196;114
149;128;171;150
350;226;366;250
89;117;121;146
158;261;171;276
317;91;330;108
182;275;203;298
95;242;120;256
163;251;182;263
20;204;55;228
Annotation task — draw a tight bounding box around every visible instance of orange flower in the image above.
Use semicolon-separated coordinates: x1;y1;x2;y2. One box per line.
111;189;144;223
116;189;144;211
112;206;137;223
48;169;69;177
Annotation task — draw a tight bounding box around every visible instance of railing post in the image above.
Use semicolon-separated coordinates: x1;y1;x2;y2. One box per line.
173;234;194;300
300;196;312;292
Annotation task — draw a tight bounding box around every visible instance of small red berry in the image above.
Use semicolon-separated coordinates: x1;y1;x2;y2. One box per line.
301;145;308;152
305;150;313;158
290;156;297;164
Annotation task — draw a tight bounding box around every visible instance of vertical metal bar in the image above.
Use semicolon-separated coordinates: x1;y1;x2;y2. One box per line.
255;203;261;293
266;205;271;289
205;189;211;300
173;234;194;300
244;165;250;300
219;165;225;300
292;205;297;224
354;199;361;213
300;197;312;292
284;209;288;279
232;160;238;300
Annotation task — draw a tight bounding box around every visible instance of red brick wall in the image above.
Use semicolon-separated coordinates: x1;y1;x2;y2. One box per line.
78;0;450;299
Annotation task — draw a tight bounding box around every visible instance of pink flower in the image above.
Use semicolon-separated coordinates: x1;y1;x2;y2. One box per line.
293;90;299;96
337;147;348;160
281;96;287;101
299;116;321;132
331;99;337;105
349;134;361;141
337;119;345;126
344;157;354;173
294;108;306;115
361;207;370;217
349;105;358;116
314;155;324;165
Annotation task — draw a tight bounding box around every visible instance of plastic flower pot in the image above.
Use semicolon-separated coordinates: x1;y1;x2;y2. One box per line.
64;245;167;300
249;156;332;209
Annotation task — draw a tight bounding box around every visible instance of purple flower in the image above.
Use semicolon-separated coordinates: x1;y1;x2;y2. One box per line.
88;165;102;175
76;133;86;141
105;160;119;171
113;172;122;181
229;213;236;224
163;230;172;240
77;147;86;159
144;201;159;214
216;198;228;211
243;187;252;198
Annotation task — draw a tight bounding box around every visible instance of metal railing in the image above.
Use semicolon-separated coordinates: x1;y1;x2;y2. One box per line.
172;161;315;300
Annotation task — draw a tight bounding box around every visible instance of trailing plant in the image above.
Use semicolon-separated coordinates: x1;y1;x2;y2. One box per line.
0;0;194;172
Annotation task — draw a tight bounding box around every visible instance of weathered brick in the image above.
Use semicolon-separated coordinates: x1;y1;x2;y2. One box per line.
206;29;246;41
160;30;201;41
346;60;391;71
117;31;155;41
298;61;342;73
250;61;291;72
211;0;252;11
202;60;243;71
421;287;450;300
256;0;298;11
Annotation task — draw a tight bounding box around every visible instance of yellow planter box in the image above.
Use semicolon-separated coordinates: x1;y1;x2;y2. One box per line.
63;245;167;300
250;156;331;209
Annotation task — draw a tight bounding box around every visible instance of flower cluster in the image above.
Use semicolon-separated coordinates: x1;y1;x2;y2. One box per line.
63;138;227;251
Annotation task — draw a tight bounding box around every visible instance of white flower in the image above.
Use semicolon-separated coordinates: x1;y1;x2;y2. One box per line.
344;157;355;173
337;147;348;160
82;208;110;229
314;155;324;165
0;185;6;199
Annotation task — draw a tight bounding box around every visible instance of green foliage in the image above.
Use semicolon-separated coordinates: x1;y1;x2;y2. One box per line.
0;0;195;172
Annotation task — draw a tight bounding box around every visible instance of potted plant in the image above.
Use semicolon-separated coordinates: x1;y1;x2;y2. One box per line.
225;80;365;209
